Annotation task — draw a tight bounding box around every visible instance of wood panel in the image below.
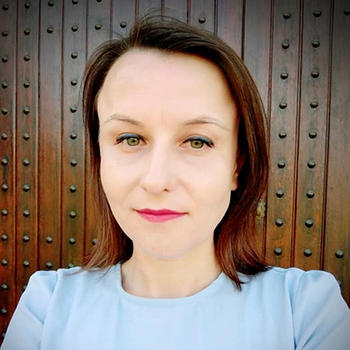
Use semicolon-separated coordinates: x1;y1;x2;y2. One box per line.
0;0;349;342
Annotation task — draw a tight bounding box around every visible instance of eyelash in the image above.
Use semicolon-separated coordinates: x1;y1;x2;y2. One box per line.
115;133;214;149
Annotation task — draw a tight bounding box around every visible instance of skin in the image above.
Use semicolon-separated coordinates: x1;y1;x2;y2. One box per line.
97;47;240;298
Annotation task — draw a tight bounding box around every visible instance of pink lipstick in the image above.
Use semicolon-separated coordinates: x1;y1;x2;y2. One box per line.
135;208;186;223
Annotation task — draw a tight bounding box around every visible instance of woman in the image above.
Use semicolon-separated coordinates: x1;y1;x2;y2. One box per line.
2;13;349;350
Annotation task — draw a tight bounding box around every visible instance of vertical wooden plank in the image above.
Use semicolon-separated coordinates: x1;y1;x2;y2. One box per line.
138;0;162;17
163;0;187;21
112;0;135;40
62;0;87;268
324;0;350;304
266;0;300;267
294;0;331;270
243;0;272;257
0;0;16;342
16;0;40;296
217;0;243;57
189;0;215;31
85;0;112;257
38;0;62;271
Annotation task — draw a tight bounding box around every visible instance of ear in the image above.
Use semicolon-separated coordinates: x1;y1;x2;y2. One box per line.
231;151;245;191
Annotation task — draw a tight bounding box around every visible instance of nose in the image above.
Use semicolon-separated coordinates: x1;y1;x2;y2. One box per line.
139;143;176;194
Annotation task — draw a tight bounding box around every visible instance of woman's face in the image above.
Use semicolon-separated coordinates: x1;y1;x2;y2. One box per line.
97;48;240;261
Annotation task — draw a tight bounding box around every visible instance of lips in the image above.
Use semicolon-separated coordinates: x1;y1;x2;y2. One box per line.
136;208;185;215
135;208;186;223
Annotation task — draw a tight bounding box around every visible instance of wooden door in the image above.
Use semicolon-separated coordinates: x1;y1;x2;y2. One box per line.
0;0;349;341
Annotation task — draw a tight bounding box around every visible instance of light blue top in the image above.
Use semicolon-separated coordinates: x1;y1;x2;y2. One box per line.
1;263;350;350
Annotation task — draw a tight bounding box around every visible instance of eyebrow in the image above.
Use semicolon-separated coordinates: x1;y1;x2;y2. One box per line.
101;113;230;131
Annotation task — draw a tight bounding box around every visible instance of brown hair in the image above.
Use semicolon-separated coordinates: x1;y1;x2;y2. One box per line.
78;12;271;290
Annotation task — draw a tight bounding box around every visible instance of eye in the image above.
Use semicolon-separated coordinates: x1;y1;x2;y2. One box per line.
185;136;214;149
115;134;143;146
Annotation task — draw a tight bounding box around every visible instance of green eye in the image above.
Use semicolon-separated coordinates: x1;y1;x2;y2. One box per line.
190;139;204;148
116;134;142;146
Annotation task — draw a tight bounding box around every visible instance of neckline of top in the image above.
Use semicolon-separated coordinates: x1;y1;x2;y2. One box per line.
114;262;228;306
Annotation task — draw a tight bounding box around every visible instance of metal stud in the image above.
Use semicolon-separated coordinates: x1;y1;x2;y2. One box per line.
313;9;322;17
306;190;315;198
282;39;290;49
310;101;318;108
283;12;291;19
198;16;206;23
280;72;288;79
277;160;286;168
22;284;27;292
23;184;30;191
1;158;8;165
2;30;8;37
23;209;30;217
23;158;30;166
71;24;78;32
24;54;30;61
46;261;53;269
120;21;127;28
24;27;31;35
1;308;7;315
70;105;77;113
2;55;8;62
24;1;31;8
311;70;319;78
72;0;79;4
47;25;54;33
69;185;77;192
69;210;77;218
67;263;74;268
274;247;283;256
92;238;97;245
1;259;8;266
307;159;316;168
23;260;30;267
0;283;8;291
312;40;320;48
279;101;287;109
1;233;8;241
23;234;30;242
23;106;30;114
46;236;53;243
1;133;8;140
70;159;77;166
1;107;8;115
335;249;344;258
276;189;284;198
278;130;287;138
308;130;317;139
1;184;8;191
1;81;8;89
71;51;78;59
1;209;8;216
23;132;30;140
48;0;54;6
69;237;76;244
71;79;78;86
70;132;77;139
95;24;102;30
345;8;350;15
305;219;313;228
304;248;312;257
2;4;9;11
24;80;30;88
275;218;284;227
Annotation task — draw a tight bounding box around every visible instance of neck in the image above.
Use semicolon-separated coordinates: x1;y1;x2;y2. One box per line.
120;242;222;298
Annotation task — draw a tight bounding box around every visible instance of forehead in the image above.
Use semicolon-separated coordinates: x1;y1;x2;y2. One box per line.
97;48;237;125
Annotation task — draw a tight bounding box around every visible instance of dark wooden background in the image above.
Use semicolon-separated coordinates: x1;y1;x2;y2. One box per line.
0;0;349;342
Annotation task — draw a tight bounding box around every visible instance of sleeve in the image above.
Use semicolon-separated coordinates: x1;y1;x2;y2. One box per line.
1;270;57;350
292;270;350;350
